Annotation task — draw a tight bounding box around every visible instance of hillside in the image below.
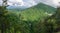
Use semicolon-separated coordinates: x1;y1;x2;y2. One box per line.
20;3;56;21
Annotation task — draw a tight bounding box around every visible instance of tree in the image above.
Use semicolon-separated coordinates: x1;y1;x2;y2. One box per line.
44;7;60;33
0;0;8;33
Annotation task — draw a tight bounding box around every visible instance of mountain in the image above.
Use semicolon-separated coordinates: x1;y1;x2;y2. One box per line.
7;3;56;12
23;3;56;13
7;6;28;11
20;3;56;21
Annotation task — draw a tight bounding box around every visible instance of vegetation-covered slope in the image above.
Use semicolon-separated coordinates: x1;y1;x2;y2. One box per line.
20;3;56;21
0;1;59;33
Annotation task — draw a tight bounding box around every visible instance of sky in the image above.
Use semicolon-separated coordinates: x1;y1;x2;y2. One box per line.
0;0;60;8
40;0;60;8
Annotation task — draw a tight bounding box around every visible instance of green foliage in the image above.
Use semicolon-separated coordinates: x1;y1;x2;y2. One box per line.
20;4;56;21
0;3;59;33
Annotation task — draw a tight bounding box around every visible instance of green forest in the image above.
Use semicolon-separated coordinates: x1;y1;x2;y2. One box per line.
0;0;60;33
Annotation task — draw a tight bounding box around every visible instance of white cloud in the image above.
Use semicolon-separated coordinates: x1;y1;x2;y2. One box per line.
8;0;24;6
0;0;3;6
1;0;60;8
53;0;60;7
37;0;60;8
7;0;37;7
23;0;37;7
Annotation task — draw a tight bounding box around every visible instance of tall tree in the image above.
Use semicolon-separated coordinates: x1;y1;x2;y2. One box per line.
0;0;8;33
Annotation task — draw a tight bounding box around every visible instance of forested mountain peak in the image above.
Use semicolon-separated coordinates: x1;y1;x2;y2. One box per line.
22;3;56;13
20;3;56;21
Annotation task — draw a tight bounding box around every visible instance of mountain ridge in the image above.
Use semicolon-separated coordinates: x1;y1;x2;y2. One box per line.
22;3;56;13
20;3;56;21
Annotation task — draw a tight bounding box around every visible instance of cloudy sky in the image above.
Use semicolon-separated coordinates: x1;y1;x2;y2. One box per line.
0;0;60;8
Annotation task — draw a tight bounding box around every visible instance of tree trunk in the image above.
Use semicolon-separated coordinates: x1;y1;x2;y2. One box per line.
1;23;6;33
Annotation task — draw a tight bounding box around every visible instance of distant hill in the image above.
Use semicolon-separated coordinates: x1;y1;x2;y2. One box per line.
20;3;56;21
7;6;27;11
